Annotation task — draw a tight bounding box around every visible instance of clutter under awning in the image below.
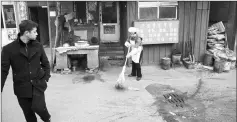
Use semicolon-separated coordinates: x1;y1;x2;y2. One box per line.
204;21;236;73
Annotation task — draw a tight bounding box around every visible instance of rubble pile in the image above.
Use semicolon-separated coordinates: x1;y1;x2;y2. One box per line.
207;21;226;50
205;22;236;72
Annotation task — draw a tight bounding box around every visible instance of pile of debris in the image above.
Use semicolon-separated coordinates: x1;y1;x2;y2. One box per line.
204;21;236;73
207;21;226;50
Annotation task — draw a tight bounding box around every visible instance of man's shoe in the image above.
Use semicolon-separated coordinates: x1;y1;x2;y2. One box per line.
136;77;142;81
128;74;136;77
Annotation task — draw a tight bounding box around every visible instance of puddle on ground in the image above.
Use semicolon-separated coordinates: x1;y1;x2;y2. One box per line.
154;97;206;122
72;73;105;84
146;83;206;122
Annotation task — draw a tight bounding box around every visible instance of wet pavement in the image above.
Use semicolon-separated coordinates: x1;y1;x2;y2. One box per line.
1;65;236;122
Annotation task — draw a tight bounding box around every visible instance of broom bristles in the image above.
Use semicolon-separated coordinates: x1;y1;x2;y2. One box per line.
115;69;126;89
115;46;130;90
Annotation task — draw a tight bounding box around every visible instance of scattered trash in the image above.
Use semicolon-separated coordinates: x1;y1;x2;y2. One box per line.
202;65;214;70
182;116;186;118
85;66;99;73
169;112;176;116
128;87;140;91
61;68;72;74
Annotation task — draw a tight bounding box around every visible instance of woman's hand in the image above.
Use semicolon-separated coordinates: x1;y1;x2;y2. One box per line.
125;41;131;47
126;54;131;58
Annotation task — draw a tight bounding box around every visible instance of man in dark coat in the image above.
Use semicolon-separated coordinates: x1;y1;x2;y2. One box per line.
1;20;51;122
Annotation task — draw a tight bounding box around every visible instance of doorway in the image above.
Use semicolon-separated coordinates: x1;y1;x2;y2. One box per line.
209;1;237;50
99;1;120;43
28;7;50;47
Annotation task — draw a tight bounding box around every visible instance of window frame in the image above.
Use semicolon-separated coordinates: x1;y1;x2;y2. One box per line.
1;2;18;29
158;5;178;20
138;1;178;21
74;1;99;24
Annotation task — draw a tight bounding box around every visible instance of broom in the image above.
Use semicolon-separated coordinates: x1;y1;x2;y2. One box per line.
115;46;131;90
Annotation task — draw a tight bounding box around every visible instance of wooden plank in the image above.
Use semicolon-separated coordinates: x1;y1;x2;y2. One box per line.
143;46;149;65
135;1;138;20
129;2;136;27
202;1;209;10
159;44;166;63
194;9;202;62
153;45;156;63
207;1;210;10
165;44;172;58
177;1;185;53
205;8;210;50
189;2;197;54
204;3;210;49
197;1;203;10
154;45;160;64
183;2;191;57
199;9;209;62
148;45;153;64
226;2;237;50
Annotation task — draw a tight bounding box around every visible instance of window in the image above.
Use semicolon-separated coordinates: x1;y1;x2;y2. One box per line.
138;1;178;20
2;5;16;28
102;2;117;23
74;1;98;24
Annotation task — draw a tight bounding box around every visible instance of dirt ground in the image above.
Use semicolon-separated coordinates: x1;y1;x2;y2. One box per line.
1;65;236;122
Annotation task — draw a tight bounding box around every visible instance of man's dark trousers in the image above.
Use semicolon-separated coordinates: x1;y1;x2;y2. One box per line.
17;88;50;122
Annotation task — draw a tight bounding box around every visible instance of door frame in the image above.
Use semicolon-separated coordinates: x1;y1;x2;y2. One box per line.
1;2;19;47
99;1;120;43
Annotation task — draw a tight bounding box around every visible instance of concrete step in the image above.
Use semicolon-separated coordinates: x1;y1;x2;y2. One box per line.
100;43;122;47
99;51;124;56
99;42;124;59
99;49;124;53
99;46;124;51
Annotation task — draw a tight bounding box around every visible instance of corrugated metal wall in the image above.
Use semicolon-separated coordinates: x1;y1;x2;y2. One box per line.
126;1;210;65
174;1;210;62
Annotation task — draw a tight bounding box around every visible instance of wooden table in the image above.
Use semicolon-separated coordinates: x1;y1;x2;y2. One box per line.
54;45;99;71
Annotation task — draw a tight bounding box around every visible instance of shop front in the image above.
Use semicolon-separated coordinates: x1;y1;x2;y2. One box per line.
1;1;28;47
125;1;214;65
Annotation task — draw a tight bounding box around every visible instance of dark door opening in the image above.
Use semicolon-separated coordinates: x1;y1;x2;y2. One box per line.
28;7;50;47
209;1;237;50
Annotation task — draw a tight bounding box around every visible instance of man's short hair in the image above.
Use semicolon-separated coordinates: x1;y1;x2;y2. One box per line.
19;20;38;36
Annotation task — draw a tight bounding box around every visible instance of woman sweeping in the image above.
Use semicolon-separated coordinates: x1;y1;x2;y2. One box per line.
125;27;143;81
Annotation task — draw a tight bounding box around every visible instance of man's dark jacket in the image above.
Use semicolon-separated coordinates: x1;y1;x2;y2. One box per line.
1;34;51;97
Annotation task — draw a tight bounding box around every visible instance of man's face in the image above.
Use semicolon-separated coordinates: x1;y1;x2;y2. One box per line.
26;27;38;40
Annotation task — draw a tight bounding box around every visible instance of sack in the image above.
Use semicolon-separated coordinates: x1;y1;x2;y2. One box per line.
223;61;231;71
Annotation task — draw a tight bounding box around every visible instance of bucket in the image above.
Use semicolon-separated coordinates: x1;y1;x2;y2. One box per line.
203;52;214;66
172;54;182;64
161;57;171;70
213;59;225;73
